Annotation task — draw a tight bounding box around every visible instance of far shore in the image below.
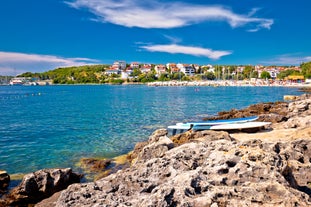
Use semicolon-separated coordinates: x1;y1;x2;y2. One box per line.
146;79;311;87
3;79;311;88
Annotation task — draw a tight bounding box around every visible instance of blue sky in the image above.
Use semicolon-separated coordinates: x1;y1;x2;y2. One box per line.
0;0;311;75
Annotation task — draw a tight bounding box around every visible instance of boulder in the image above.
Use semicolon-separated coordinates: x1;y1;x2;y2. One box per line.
4;168;82;206
0;171;10;195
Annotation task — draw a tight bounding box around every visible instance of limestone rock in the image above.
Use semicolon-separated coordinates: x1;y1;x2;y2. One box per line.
0;170;10;195
54;130;311;206
171;130;233;145
4;168;82;206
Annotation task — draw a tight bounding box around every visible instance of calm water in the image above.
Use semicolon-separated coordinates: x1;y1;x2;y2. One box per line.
0;85;302;175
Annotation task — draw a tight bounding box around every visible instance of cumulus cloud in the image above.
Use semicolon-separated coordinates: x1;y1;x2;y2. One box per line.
0;51;100;76
140;44;232;60
262;54;311;65
65;0;273;31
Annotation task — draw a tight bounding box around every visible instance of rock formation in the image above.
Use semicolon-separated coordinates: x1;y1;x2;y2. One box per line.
0;171;10;195
1;168;82;206
53;94;311;207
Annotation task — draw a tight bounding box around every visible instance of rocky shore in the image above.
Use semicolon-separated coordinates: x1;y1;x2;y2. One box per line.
1;94;311;206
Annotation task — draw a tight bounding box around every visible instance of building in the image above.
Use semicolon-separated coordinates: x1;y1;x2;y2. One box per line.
130;62;139;69
111;61;126;70
154;65;167;75
177;63;195;76
141;64;152;74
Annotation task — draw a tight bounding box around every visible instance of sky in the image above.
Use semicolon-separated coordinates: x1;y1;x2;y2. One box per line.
0;0;311;75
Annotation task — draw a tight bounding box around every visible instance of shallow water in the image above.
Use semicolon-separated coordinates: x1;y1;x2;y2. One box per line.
0;85;302;174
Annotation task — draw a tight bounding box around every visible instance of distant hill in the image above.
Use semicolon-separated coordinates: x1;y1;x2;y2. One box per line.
18;64;110;84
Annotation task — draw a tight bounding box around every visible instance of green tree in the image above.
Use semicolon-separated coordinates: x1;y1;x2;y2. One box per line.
260;71;271;79
277;69;301;79
243;65;254;79
301;62;311;78
205;72;216;80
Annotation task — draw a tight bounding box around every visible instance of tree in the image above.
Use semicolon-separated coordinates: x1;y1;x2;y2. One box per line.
243;65;254;79
301;62;311;78
205;72;216;80
260;71;271;79
277;69;301;79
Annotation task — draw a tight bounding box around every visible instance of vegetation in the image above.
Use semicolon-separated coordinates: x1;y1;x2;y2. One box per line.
260;71;271;79
13;61;311;85
277;69;302;79
301;62;311;78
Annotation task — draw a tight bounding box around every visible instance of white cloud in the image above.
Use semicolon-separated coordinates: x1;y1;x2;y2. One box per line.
65;0;273;31
140;44;232;60
0;51;100;76
262;54;311;65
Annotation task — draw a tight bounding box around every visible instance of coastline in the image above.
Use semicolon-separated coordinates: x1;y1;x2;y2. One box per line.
1;93;310;206
2;79;310;88
52;93;311;206
147;80;311;87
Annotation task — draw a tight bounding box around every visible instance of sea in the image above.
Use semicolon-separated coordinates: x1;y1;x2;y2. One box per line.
0;85;303;176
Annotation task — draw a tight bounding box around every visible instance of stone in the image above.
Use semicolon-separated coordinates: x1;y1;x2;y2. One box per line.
284;95;298;101
54;132;311;206
40;94;311;206
79;158;112;173
3;168;82;206
0;170;10;195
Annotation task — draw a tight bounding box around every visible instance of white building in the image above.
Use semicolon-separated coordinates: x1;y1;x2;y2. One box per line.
112;61;126;70
177;63;195;76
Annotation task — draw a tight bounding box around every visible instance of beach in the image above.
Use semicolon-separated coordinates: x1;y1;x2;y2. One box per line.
147;79;310;87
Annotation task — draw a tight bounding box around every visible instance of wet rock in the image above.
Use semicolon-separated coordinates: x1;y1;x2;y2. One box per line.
80;158;112;173
4;168;82;206
0;171;10;195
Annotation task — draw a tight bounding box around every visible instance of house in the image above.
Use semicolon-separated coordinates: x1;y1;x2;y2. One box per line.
177;63;195;76
105;69;120;75
166;63;179;73
141;64;152;74
111;61;126;70
154;64;167;75
130;62;140;69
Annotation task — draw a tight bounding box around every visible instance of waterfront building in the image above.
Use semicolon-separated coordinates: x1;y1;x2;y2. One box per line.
130;62;139;69
177;63;195;76
141;64;152;74
154;64;167;75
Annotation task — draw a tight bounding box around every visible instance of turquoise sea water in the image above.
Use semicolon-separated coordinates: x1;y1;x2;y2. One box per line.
0;85;303;175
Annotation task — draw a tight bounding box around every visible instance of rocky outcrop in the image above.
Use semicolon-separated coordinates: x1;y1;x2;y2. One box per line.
0;171;10;195
54;128;311;206
2;168;82;206
205;94;311;125
49;95;311;207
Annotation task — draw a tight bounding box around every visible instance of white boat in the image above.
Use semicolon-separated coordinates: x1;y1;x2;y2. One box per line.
9;78;24;85
176;116;258;127
168;116;269;135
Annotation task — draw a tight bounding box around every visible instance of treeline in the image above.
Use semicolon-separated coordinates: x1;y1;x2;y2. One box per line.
17;62;311;84
19;65;109;84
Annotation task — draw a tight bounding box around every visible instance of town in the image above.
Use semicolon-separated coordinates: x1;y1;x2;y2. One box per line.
1;60;310;86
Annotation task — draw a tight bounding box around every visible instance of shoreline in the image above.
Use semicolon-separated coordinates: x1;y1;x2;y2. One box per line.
1;93;311;206
147;80;311;87
2;79;311;88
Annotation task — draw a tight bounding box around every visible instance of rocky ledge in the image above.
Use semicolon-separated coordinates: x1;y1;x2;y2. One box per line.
0;168;82;207
44;94;311;206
